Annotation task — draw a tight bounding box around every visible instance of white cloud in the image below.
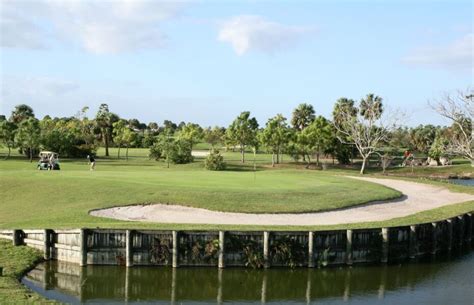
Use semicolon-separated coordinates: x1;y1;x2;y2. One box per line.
0;75;81;115
402;33;473;70
0;3;47;49
0;0;184;54
217;15;315;55
1;75;79;98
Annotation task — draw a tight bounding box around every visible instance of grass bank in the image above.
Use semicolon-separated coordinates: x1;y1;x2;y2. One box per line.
0;239;58;303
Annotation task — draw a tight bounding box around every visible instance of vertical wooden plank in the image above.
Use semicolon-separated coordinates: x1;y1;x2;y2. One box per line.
457;215;464;245
466;213;472;242
431;222;438;255
218;231;225;268
79;229;87;267
308;231;314;268
126;230;133;267
263;231;270;269
346;230;353;265
409;225;417;259
43;229;51;260
446;219;453;251
172;231;178;268
381;228;389;263
13;230;23;246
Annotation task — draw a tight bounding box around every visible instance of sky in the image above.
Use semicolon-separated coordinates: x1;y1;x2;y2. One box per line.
0;0;472;127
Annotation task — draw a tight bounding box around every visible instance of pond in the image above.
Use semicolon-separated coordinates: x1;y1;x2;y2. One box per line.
23;248;474;305
449;179;474;187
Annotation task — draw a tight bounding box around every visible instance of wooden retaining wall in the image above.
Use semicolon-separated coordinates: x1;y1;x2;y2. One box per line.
1;212;473;268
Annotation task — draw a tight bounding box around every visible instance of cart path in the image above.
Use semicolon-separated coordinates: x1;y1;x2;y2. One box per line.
90;177;474;226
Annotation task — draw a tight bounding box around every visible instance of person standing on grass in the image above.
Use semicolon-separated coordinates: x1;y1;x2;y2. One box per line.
87;154;96;171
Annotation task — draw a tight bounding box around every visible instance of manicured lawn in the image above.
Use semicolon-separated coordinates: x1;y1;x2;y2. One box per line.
0;151;400;229
0;239;59;303
0;148;472;231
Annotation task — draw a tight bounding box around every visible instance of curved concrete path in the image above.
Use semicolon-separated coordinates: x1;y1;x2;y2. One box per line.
90;177;474;226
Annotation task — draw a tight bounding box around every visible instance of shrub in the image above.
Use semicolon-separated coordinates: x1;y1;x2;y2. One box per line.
169;139;194;164
149;137;194;164
149;142;162;160
204;149;226;170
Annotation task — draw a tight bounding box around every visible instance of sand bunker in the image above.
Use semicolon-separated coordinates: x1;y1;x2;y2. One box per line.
90;177;474;226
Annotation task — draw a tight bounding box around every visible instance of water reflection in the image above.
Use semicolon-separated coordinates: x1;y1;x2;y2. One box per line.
23;249;474;305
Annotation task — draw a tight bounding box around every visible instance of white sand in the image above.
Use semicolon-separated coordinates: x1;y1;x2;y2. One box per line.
191;151;210;157
90;177;474;226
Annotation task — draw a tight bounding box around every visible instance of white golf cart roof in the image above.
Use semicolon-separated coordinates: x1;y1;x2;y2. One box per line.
39;151;59;157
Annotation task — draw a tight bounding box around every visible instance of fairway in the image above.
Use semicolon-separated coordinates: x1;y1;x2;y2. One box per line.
0;151;401;229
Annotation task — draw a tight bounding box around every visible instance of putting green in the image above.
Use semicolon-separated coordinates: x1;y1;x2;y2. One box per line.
0;156;401;229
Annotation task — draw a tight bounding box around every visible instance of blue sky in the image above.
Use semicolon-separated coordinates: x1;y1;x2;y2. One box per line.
0;0;472;127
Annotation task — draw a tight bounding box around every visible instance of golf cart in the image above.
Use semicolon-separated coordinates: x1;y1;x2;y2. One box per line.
37;151;60;170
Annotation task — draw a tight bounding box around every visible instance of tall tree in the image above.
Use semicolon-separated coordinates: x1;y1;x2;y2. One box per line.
10;104;34;124
204;126;225;148
431;89;473;166
95;104;115;157
360;94;383;120
162;120;177;133
333;94;401;174
302;116;332;166
291;103;315;131
113;120;128;159
15;117;40;162
259;114;291;166
147;122;159;132
178;123;204;151
409;125;438;154
332;98;357;126
0;120;17;159
332;98;357;163
226;111;259;163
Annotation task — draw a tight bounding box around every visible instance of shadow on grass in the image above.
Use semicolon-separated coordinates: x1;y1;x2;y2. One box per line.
223;164;266;172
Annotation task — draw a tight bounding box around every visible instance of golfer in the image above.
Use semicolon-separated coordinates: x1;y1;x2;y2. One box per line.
87;154;96;171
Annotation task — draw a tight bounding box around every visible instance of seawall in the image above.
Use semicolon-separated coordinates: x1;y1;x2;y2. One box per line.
1;212;473;268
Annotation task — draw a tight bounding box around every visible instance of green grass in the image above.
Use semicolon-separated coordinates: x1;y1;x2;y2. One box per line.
382;159;473;178
0;151;400;229
0;239;59;304
0;147;472;231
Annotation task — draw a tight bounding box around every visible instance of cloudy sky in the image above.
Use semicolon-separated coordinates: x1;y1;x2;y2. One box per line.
0;0;472;127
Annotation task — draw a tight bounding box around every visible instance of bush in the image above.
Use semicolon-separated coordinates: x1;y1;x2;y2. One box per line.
204;149;226;170
149;142;162;160
149;137;194;164
169;139;194;164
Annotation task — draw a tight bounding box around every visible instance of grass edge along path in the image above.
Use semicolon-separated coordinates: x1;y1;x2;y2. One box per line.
0;239;60;304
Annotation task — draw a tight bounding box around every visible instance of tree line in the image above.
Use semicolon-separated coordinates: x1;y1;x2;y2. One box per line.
0;89;472;174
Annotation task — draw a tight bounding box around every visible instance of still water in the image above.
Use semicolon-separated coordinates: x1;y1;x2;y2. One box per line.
23;250;474;305
449;179;474;187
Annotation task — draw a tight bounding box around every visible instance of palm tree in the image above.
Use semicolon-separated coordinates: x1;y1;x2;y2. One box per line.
332;98;357;126
360;94;383;120
291;103;315;131
291;103;315;162
10;104;34;124
95;104;113;157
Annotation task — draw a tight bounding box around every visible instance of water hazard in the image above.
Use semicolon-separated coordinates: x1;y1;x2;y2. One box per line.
449;179;474;187
23;250;474;305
